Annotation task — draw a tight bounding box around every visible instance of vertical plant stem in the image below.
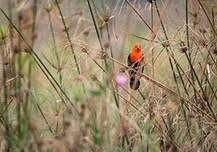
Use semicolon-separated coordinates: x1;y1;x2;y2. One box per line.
47;9;62;85
54;0;87;95
125;0;154;33
24;0;38;130
17;9;22;140
36;102;54;135
151;1;155;93
54;0;80;74
105;22;120;108
196;0;217;36
5;1;13;150
0;8;79;114
86;0;108;70
106;23;115;69
1;38;10;151
184;0;193;139
154;0;193;139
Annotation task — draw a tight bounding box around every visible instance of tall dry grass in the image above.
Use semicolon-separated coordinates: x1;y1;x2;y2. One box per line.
0;0;217;151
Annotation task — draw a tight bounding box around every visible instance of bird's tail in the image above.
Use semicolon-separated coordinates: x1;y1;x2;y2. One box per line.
130;76;140;90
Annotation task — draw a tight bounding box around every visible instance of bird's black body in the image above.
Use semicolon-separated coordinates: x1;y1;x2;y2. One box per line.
127;55;144;90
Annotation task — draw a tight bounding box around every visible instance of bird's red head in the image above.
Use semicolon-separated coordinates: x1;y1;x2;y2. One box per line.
130;43;142;62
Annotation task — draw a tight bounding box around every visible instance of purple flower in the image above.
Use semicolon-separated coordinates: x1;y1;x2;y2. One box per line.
115;73;128;87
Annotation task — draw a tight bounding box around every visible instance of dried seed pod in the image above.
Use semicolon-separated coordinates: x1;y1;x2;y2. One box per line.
83;29;90;37
45;4;53;12
96;51;108;59
103;16;110;23
199;39;208;48
162;41;170;48
101;51;108;59
210;44;217;55
90;74;97;81
190;12;198;18
179;41;187;53
199;28;207;34
80;46;88;54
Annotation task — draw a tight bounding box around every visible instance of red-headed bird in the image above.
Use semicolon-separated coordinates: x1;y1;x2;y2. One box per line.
127;43;144;90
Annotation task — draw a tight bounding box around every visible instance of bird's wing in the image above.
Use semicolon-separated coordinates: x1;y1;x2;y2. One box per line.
127;54;132;66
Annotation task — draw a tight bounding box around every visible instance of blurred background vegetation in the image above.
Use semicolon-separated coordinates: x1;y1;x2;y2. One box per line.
0;0;217;151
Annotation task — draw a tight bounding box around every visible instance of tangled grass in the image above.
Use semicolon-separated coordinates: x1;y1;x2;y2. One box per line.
0;0;217;151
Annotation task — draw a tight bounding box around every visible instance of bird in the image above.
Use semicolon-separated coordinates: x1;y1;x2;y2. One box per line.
127;43;144;90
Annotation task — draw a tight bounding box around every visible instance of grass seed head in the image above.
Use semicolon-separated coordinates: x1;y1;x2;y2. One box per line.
162;41;170;48
179;41;187;53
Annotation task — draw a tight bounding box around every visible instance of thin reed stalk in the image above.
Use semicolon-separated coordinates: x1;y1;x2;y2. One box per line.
0;8;79;115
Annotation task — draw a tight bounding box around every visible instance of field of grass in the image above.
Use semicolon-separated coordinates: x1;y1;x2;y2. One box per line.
0;0;217;151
